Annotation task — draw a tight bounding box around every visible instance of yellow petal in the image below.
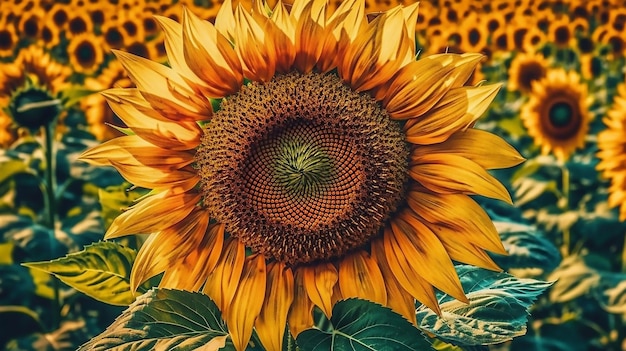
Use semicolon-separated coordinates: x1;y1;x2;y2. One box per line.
270;0;297;73
405;188;507;255
293;0;327;73
405;84;502;145
106;189;200;239
234;5;276;82
409;153;513;204
203;238;245;315
226;254;267;351
101;88;202;150
182;7;243;97
214;0;236;40
112;50;211;120
401;3;419;50
370;238;418;324
255;262;294;351
380;227;441;315
424;53;484;88
411;129;525;170
380;59;455;119
79;135;193;169
316;0;365;73
109;159;198;192
159;221;225;291
302;262;337;318
425;222;502;272
338;250;387;305
288;269;314;337
130;210;211;291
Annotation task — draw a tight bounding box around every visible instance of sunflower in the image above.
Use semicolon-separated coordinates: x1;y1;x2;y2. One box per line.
67;32;105;75
0;45;71;146
521;68;590;161
598;83;626;221
508;50;549;93
80;2;523;350
0;18;18;58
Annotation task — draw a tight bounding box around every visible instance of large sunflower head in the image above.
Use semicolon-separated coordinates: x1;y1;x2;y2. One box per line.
521;68;590;162
80;1;524;350
597;83;626;221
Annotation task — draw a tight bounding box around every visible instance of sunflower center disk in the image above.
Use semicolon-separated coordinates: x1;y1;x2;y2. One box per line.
548;102;573;127
197;72;409;265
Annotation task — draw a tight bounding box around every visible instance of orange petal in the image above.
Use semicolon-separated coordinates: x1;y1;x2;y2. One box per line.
226;254;267;351
409;153;513;204
288;268;314;337
411;129;524;170
79;135;193;169
233;5;276;82
293;1;327;73
389;211;468;304
405;84;502;145
338;250;387;305
109;159;199;192
106;190;200;239
112;50;211;120
255;262;294;351
302;262;338;318
203;238;245;315
380;226;440;315
405;188;507;255
270;0;297;73
159;221;225;291
182;7;243;97
214;0;236;40
316;0;365;73
370;238;418;324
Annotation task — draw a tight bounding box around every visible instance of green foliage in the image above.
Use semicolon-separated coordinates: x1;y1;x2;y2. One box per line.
416;266;552;348
23;242;139;306
79;289;233;351
298;298;433;351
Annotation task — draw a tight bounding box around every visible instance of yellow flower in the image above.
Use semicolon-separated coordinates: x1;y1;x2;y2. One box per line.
598;83;626;221
0;45;71;146
0;17;18;58
80;2;523;350
67;32;105;75
508;51;549;93
521;68;590;162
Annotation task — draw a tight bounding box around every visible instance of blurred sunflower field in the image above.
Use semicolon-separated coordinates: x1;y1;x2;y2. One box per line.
1;0;626;350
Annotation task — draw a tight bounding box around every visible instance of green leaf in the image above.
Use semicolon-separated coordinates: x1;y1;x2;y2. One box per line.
78;288;234;351
547;256;600;303
60;86;101;108
297;298;432;351
416;265;552;347
23;241;138;306
492;221;561;276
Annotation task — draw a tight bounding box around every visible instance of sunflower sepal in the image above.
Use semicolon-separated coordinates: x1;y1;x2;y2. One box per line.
415;265;553;348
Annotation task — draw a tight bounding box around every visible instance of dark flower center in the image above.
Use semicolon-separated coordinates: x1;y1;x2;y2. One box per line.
197;72;409;265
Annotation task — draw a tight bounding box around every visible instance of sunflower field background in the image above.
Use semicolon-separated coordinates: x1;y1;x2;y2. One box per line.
1;0;626;350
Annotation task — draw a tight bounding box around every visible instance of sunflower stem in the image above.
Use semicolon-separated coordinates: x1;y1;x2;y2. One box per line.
621;233;626;273
559;162;570;257
43;120;61;331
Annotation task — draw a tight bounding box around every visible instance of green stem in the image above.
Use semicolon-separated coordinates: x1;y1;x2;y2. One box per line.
43;121;61;330
560;163;570;257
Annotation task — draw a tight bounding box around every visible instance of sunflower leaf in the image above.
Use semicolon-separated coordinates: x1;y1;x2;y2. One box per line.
78;288;234;351
23;241;138;306
491;221;561;276
416;265;552;347
297;298;433;351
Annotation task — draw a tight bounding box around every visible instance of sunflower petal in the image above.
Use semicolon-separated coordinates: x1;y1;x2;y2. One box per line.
214;0;236;40
316;0;365;73
203;238;246;315
109;159;198;192
288;269;314;337
293;0;327;73
112;50;211;120
255;262;294;351
226;254;267;351
370;238;418;324
234;5;276;82
405;188;507;255
410;153;513;204
106;190;200;239
389;211;468;303
338;250;387;305
405;84;502;145
302;262;337;318
182;7;243;97
411;129;525;170
270;0;297;73
381;227;441;314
